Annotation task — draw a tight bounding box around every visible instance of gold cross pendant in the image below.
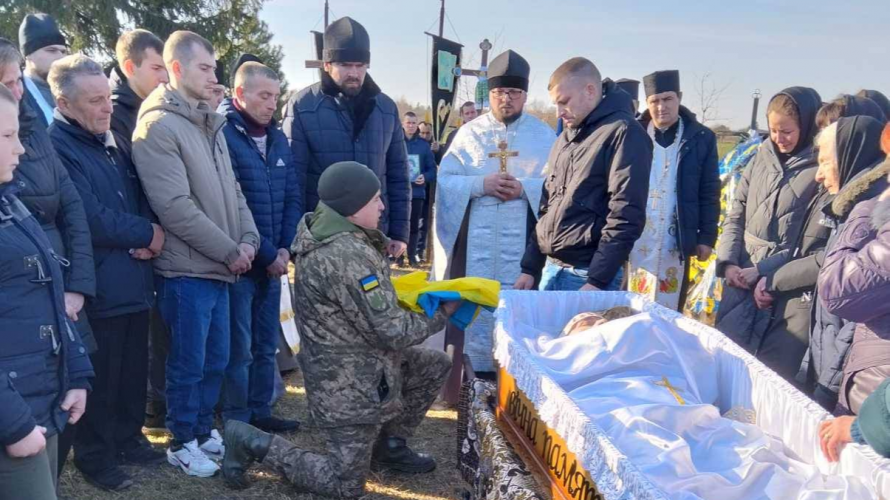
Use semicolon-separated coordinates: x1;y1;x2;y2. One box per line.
654;376;686;405
488;140;519;174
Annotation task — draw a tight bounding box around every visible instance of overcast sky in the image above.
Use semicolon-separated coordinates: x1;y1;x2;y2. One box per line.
261;0;890;129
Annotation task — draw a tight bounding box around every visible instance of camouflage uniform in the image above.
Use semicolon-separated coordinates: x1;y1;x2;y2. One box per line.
270;202;450;498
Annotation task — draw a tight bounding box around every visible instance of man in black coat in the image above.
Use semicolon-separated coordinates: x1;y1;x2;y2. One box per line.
48;54;165;491
515;57;652;291
282;17;410;259
628;70;720;310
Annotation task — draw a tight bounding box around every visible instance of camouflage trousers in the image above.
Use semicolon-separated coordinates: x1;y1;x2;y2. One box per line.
264;346;451;498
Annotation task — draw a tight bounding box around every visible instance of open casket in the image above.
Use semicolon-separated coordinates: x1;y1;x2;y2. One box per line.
492;291;890;500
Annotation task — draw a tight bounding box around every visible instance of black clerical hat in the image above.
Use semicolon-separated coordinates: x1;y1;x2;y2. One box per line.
643;70;680;97
323;17;371;65
488;50;529;92
214;59;228;88
615;79;640;101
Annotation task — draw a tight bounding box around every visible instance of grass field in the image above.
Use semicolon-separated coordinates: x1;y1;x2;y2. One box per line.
59;369;466;500
717;137;740;160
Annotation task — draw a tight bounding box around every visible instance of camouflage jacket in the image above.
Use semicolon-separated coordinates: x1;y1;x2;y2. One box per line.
291;202;446;427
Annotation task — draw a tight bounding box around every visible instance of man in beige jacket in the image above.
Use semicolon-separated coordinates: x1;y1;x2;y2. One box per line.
132;30;259;478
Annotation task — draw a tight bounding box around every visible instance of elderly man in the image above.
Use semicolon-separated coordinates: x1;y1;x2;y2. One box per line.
18;13;68;127
628;70;720;310
515;57;652;293
220;61;301;433
48;54;165;491
283;16;410;259
133;31;259;478
433;50;554;396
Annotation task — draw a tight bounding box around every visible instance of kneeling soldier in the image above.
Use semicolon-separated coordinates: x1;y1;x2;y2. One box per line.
223;161;457;497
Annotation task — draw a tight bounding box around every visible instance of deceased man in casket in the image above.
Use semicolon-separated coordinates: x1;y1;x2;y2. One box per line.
519;309;874;499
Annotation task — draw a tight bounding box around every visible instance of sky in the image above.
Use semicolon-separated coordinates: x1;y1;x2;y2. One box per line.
261;0;890;129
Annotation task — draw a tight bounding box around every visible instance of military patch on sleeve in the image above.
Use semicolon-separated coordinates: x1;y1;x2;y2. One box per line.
360;274;381;293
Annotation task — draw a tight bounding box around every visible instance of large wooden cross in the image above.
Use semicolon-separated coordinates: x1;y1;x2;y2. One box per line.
489;140;518;174
654;376;686;405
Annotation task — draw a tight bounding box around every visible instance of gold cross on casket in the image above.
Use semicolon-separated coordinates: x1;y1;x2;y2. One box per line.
655;376;686;405
489;141;519;174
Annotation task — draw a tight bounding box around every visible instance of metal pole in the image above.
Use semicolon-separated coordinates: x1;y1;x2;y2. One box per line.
438;0;445;38
324;0;329;28
750;89;762;131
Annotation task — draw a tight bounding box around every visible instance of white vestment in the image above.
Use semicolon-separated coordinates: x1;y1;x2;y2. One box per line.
433;112;554;372
520;313;872;500
628;119;685;309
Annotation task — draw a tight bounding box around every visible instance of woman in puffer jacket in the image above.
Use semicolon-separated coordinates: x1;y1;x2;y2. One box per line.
0;83;94;499
818;136;890;415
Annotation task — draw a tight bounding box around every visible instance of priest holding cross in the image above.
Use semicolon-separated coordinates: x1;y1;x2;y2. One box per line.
433;49;554;393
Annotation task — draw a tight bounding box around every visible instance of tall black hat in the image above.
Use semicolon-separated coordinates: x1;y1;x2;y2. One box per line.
643;70;680;97
323;17;370;65
488;50;530;92
615;78;640;102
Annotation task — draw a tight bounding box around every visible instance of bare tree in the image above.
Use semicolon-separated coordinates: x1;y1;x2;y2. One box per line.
693;72;731;125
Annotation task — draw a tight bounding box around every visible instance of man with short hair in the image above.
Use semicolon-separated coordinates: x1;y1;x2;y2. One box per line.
515;57;652;293
48;54;165;490
402;111;437;266
434;50;554;396
18;13;69;127
283;17;410;260
221;61;301;433
109;28;172;430
418;121;434;142
132;30;259;478
628;70;719;310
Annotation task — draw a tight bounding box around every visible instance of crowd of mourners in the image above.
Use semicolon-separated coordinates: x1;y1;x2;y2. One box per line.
2;11;890;500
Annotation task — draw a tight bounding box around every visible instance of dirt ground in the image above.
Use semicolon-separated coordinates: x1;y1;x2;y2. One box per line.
59;369;467;500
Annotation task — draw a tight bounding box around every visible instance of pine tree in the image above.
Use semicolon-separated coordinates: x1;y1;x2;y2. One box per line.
0;0;286;90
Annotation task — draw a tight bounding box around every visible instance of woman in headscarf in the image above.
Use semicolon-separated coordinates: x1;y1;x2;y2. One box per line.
716;87;822;363
815;124;890;416
857;89;890;120
750;116;886;383
807;122;890;411
816;94;887;130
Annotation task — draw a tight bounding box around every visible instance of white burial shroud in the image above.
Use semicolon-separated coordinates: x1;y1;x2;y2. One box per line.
520;313;872;499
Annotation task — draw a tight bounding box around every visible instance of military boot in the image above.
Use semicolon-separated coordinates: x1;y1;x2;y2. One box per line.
222;420;274;489
371;435;437;473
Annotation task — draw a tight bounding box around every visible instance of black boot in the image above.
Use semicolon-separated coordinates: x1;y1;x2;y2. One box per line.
371;435;436;473
222;421;273;489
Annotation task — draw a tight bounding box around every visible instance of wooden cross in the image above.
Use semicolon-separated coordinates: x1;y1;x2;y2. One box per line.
489;141;518;174
654;376;686;405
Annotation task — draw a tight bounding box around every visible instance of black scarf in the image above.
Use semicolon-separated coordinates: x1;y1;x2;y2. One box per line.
769;86;821;162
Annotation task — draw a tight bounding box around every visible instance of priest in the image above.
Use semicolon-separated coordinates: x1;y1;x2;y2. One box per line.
615;78;640;117
433;49;554;395
628;70;720;310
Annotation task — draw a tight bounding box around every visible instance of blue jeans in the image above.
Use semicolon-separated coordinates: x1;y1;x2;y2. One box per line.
539;259;625;291
156;276;231;443
224;276;281;422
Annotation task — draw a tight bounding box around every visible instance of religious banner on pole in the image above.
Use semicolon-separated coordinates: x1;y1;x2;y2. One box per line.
427;34;463;144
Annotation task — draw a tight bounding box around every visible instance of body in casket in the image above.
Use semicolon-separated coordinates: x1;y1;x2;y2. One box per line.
493;292;890;500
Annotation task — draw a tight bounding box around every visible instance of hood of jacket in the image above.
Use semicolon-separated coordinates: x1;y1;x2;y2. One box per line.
859;89;890;119
567;79;636;143
842;95;888;124
110;65;142;113
292;201;388;257
770;86;822;157
138;84;225;136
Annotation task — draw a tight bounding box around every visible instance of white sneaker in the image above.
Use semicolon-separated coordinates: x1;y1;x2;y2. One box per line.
198;429;226;460
167;440;219;477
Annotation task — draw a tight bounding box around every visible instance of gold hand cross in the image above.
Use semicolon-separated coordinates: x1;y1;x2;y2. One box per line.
654;376;686;405
488;140;519;174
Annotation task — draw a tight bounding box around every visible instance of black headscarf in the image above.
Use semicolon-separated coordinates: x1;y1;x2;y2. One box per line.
842;95;888;124
834;115;886;189
857;89;890;120
770;86;822;158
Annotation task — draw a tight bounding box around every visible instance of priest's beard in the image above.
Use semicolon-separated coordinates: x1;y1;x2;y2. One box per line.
494;109;523;126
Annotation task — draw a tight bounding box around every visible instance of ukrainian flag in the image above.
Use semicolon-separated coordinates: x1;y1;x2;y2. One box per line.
360;275;380;292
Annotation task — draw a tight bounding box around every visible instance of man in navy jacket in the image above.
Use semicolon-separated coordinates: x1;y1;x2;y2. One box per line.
48;54;164;490
402;111;436;266
221;62;301;433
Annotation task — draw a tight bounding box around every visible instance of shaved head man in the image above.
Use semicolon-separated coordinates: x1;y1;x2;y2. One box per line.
516;57;653;293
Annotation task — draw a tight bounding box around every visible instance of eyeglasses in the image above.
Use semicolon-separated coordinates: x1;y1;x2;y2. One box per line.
491;89;524;100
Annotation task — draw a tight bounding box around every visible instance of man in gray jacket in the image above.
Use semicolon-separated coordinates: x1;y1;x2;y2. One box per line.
132;30;259;479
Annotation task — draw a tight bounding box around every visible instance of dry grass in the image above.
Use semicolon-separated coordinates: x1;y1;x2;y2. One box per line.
59;369;466;500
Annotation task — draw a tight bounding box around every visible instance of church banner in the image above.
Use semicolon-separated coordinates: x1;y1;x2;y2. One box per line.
428;35;463;143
